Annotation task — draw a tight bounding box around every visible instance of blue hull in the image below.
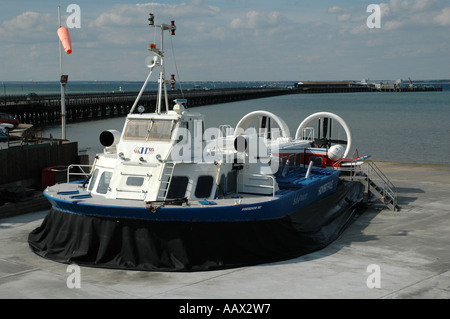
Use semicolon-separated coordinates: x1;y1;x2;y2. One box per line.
44;169;340;222
30;181;365;271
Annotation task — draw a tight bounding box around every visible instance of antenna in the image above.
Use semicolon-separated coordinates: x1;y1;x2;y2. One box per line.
148;13;154;26
129;14;177;115
149;14;176;114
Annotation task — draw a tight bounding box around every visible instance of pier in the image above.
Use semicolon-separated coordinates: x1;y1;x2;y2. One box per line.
0;87;294;126
0;84;443;126
295;81;443;93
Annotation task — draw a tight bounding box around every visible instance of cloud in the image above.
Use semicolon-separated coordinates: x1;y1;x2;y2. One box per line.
389;0;439;13
327;6;345;14
2;11;52;31
87;2;224;46
0;10;58;78
434;7;450;26
0;11;54;41
327;0;450;34
337;14;351;22
91;5;139;28
1;1;449;81
230;10;281;30
91;2;221;29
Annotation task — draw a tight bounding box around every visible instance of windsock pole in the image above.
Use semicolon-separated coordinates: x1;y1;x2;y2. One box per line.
58;6;66;140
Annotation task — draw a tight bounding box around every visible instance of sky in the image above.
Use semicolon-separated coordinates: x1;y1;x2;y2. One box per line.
0;0;449;82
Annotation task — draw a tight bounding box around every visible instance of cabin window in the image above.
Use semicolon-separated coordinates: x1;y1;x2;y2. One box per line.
123;119;175;141
88;169;99;191
96;171;112;194
227;171;237;194
147;120;174;141
195;175;214;198
123;120;149;140
166;176;189;199
126;176;144;187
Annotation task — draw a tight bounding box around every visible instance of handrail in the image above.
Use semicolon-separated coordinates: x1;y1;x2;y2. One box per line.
364;161;397;203
66;164;93;182
367;160;395;190
338;159;398;210
237;173;277;197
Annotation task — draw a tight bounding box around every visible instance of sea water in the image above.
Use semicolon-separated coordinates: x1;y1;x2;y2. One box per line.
36;86;450;165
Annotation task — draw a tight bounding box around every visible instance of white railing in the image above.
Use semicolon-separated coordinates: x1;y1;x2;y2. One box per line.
237;173;277;197
338;160;398;210
66;164;93;182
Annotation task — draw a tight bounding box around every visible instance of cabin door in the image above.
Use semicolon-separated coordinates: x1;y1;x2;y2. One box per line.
115;164;153;200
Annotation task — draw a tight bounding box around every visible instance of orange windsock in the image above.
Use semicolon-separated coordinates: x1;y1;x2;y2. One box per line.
57;27;72;54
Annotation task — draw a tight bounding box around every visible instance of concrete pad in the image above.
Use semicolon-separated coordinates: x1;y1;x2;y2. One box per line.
0;162;449;299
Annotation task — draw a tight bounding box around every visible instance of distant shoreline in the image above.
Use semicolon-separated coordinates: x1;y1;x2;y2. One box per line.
2;79;450;83
1;80;448;97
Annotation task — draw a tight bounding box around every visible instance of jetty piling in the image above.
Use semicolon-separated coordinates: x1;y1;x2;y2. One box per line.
0;83;443;126
0;87;293;126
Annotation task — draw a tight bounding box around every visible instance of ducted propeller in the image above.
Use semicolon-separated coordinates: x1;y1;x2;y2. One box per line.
295;112;352;159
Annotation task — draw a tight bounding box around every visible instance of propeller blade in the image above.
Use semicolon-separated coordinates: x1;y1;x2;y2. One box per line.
329;139;348;145
329;118;332;140
261;116;267;129
318;119;321;138
314;137;329;148
323;118;328;139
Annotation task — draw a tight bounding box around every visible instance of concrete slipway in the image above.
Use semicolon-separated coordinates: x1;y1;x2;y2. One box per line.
0;162;449;299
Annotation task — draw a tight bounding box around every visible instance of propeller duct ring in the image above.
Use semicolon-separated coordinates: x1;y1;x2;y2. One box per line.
295;112;352;158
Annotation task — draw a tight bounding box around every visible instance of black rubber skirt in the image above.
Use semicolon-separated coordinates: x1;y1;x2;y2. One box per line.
28;181;365;271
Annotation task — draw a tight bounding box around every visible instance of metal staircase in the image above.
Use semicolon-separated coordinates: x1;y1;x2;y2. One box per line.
157;162;175;201
339;160;399;211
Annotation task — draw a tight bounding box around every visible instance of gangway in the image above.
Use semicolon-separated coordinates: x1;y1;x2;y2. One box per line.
339;160;399;211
